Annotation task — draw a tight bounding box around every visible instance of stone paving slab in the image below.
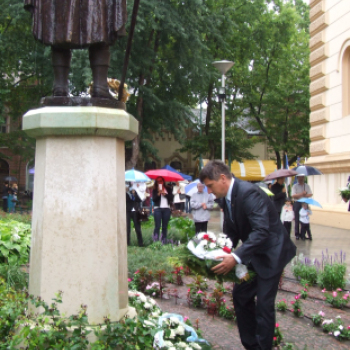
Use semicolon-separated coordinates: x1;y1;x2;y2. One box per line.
155;269;350;349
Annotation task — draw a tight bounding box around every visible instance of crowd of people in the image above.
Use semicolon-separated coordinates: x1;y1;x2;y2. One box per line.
125;178;216;246
2;182;18;213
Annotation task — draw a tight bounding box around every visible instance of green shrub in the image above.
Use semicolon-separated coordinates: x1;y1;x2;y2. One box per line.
0;277;28;347
0;264;28;290
291;261;318;285
318;263;347;290
0;220;31;265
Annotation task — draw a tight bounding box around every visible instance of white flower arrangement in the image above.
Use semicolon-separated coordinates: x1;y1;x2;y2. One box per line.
185;232;252;283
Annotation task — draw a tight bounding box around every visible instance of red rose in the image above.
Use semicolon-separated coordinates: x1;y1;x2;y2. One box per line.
203;234;210;240
273;337;277;341
223;246;231;253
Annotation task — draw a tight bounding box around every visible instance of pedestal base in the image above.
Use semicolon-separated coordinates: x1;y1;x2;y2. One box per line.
23;106;138;324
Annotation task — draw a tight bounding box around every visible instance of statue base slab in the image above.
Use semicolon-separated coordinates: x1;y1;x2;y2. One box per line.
41;96;126;110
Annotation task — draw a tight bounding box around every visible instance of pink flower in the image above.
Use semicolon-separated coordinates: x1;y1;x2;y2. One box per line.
343;295;348;300
282;299;286;302
347;326;350;330
304;289;307;292
223;299;226;303
295;294;300;300
134;270;139;274
332;292;337;298
187;288;191;292
275;323;279;328
291;301;295;305
321;288;326;293
198;290;203;294
273;337;277;341
128;278;132;282
318;311;325;317
336;288;342;292
184;316;189;322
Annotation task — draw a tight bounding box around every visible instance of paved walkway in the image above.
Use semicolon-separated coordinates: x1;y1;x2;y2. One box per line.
156;210;350;349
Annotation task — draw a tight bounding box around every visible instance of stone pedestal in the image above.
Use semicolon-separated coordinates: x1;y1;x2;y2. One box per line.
23;106;138;324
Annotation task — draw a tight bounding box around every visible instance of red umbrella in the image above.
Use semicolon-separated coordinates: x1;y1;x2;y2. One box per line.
263;169;298;181
145;169;184;182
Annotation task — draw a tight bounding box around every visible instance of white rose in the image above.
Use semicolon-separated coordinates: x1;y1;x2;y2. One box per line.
207;231;216;240
334;330;340;337
149;298;156;305
138;294;147;303
175;325;185;335
143;302;152;309
217;238;225;247
143;320;155;327
12;233;20;241
225;239;233;248
177;342;188;348
190;343;202;349
339;325;343;330
197;233;205;239
163;341;173;347
169;329;176;339
169;347;177;350
209;242;216;249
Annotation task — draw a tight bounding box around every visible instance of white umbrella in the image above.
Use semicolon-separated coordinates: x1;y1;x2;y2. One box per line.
185;179;208;197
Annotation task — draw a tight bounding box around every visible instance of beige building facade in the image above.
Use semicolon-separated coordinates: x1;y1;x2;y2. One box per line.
307;0;350;228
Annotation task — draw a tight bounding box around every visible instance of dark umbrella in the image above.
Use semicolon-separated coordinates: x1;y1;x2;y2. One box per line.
263;169;298;181
292;165;322;176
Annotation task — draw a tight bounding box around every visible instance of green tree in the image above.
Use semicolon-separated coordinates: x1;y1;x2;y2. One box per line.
234;0;310;168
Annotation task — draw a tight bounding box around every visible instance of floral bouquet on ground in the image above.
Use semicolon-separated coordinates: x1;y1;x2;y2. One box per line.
178;232;255;283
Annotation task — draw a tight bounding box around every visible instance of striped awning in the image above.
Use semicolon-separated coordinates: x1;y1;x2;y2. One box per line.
203;159;277;182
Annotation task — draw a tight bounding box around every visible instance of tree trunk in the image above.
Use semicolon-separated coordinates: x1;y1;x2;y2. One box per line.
125;93;143;169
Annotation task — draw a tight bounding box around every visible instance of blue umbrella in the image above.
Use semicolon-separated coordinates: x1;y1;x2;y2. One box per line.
162;164;192;181
125;168;150;182
297;197;322;208
185;179;208;197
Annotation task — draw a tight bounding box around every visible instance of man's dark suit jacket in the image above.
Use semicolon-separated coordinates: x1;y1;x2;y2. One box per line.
126;191;142;212
224;178;296;279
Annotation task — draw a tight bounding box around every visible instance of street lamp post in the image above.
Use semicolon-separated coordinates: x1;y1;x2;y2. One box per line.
212;60;234;231
212;60;234;163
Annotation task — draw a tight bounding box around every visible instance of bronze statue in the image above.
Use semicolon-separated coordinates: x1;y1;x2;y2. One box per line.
24;0;127;100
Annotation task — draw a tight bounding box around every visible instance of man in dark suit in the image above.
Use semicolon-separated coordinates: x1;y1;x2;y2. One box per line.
200;160;296;350
126;183;144;247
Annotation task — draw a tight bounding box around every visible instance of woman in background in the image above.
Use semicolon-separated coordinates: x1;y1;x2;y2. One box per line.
152;177;173;244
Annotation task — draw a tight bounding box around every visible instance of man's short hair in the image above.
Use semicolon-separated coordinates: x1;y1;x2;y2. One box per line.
199;160;232;182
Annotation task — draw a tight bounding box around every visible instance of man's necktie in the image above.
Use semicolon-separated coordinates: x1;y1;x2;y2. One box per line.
225;198;233;221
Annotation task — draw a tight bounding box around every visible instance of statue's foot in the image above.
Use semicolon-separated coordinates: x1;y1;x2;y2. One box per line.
53;85;69;97
90;85;111;99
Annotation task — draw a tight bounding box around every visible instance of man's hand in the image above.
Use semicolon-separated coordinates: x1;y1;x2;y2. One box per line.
201;203;207;210
211;254;237;275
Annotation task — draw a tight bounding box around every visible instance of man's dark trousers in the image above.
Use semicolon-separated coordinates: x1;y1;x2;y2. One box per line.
233;272;281;350
195;221;208;233
293;201;302;238
126;211;143;247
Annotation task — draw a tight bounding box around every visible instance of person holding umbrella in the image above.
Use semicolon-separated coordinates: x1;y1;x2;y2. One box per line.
152;177;174;244
270;177;287;217
291;175;313;240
